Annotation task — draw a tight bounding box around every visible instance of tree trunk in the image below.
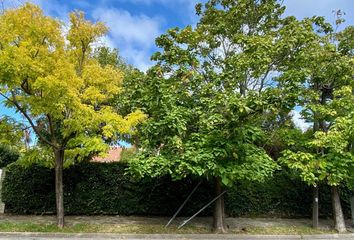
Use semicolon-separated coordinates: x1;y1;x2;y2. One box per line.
54;149;65;228
213;177;226;233
312;185;319;229
350;195;354;227
331;186;346;232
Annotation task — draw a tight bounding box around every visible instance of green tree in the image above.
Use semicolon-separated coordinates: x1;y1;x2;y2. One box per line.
93;46;146;146
128;0;323;232
0;4;145;227
280;19;354;232
93;46;132;72
280;87;354;232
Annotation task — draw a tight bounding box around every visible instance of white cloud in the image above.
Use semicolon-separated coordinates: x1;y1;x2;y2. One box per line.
291;110;311;132
92;7;162;71
106;0;194;5
12;0;202;71
283;0;354;26
93;8;161;48
113;0;169;4
100;0;203;24
121;47;152;71
97;35;116;50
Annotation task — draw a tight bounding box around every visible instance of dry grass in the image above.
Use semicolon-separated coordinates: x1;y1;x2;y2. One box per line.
232;226;336;235
0;222;337;235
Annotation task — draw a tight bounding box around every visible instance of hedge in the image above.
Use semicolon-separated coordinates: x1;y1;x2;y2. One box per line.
0;145;19;168
2;162;352;217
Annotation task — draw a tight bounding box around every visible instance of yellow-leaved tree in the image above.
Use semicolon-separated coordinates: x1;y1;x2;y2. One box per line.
0;4;146;227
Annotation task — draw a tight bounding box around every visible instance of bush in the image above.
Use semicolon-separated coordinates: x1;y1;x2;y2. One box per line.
119;147;137;163
2;163;55;214
2;162;351;217
226;170;313;217
0;145;19;168
2;162;213;216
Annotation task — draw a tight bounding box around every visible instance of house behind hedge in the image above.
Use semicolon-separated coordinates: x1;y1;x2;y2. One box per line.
92;147;122;162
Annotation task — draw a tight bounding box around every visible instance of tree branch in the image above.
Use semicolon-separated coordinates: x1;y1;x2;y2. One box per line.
0;91;58;149
258;64;273;93
20;78;32;95
46;114;57;144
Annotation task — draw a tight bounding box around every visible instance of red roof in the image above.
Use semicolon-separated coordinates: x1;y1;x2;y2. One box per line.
92;147;122;162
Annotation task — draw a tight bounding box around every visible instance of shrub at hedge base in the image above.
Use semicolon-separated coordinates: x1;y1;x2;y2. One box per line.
2;162;351;217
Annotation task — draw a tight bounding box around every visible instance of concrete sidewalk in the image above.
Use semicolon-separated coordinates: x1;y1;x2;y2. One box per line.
0;232;353;240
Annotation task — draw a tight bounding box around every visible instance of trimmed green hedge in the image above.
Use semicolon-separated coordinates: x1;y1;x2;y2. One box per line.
2;162;351;217
2;162;213;216
0;145;19;168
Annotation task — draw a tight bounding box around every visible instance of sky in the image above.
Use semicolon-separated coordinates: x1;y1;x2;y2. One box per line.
1;0;354;131
16;0;354;71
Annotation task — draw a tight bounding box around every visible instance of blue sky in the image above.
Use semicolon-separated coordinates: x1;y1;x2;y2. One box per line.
23;0;354;71
1;0;354;130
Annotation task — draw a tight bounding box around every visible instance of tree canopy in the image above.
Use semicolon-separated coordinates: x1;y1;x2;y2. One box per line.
279;15;354;232
0;3;145;227
126;0;334;232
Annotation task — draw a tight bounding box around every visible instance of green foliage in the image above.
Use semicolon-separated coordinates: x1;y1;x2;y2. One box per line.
279;151;323;186
16;147;55;168
264;127;310;160
278;9;354;190
119;147;137;163
0;117;24;146
0;145;19;168
3;162;351;217
226;171;313;217
280;87;354;187
2;162;213;216
338;26;354;56
3;163;55;213
0;5;146;226
125;0;328;186
0;3;146;164
93;46;147;144
93;46;131;72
